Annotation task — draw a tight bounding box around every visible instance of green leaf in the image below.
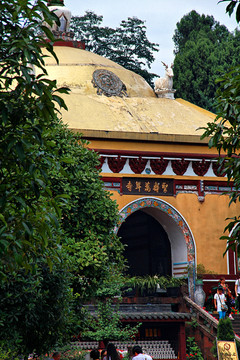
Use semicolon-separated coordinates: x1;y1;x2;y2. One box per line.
22;221;33;236
15;142;25;160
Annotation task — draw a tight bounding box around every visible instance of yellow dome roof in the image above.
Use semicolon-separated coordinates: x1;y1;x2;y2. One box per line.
42;46;155;98
38;45;216;143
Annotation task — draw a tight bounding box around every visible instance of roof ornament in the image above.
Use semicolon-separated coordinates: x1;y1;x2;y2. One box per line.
92;69;128;98
154;62;176;99
45;0;74;41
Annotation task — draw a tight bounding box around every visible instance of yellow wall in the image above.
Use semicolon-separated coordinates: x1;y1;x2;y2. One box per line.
85;138;238;274
109;190;239;274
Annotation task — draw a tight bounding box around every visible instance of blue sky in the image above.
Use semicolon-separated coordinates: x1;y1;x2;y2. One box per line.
64;0;239;77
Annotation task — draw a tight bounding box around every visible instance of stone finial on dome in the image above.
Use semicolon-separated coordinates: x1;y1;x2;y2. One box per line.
154;62;176;100
45;0;74;40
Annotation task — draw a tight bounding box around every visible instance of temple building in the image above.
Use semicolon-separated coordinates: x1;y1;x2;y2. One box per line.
38;1;240;359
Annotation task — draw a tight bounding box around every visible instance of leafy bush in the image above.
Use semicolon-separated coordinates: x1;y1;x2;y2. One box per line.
211;318;240;357
39;346;87;360
0;264;75;355
0;343;19;360
81;298;140;342
186;337;204;360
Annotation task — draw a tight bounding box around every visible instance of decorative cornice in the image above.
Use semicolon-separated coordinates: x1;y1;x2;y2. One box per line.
76;129;210;144
94;148;226;160
172;159;190;176
192;159;210;176
95;150;228;179
108;156;126;173
150;158;168;175
212;161;226;177
129;157;147;174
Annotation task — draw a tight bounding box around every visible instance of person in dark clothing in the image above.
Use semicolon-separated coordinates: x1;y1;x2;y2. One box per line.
107;343;121;360
90;349;100;360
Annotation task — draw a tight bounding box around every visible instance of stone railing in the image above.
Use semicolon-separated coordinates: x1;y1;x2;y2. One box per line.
184;296;218;337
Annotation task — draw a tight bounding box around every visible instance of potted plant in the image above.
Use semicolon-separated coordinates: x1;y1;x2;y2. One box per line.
159;276;184;297
124;275;184;297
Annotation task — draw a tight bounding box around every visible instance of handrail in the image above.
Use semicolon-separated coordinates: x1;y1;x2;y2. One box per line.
184;295;218;328
184;296;240;342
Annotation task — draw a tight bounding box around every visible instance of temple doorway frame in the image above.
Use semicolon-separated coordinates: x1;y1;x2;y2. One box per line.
114;197;197;297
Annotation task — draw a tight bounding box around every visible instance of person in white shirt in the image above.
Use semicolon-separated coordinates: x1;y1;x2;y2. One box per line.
214;286;227;319
132;346;152;360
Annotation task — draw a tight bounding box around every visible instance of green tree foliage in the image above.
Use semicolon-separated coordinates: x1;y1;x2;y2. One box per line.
45;120;125;300
186;337;204;360
219;0;240;22
172;10;240;111
70;11;159;87
0;0;126;355
81;270;140;343
0;117;125;356
69;11;115;56
211;318;240;356
201;0;240;252
82;298;139;343
0;0;69;274
201;66;240;249
0;262;74;355
217;318;235;341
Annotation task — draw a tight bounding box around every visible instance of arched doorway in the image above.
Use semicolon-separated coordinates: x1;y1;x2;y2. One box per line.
115;197;196;297
118;210;172;277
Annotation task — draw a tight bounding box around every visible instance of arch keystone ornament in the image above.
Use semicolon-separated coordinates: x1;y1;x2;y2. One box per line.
115;197;196;297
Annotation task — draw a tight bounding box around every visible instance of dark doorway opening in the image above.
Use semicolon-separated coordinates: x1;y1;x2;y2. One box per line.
118;210;171;277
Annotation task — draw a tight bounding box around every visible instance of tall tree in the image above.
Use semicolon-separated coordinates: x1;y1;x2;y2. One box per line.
69;11;115;57
201;63;240;250
172;10;240;112
0;117;125;356
46;120;125;301
0;0;69;275
0;262;74;355
201;0;240;252
0;0;125;355
70;12;159;87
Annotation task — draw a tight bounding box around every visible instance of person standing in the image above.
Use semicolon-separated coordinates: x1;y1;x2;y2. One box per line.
101;349;107;360
214;286;227;319
132;346;152;360
219;277;234;320
107;343;121;360
90;349;100;360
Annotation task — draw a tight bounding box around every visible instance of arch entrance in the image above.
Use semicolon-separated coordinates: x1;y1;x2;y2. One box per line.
118;210;172;277
115;197;196;296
